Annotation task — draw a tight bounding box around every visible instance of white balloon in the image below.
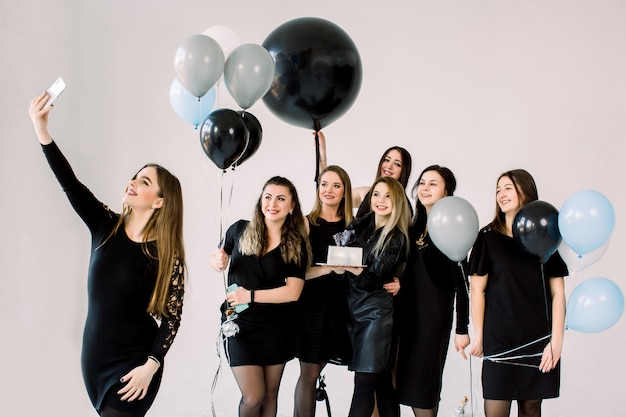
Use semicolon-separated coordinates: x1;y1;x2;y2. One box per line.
558;239;609;274
202;25;241;58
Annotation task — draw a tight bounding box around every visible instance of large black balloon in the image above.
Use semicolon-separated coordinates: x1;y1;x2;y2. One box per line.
262;17;363;130
234;111;262;167
199;109;249;170
513;200;562;263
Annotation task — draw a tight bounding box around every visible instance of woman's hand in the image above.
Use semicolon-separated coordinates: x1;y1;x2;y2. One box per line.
343;266;363;276
468;340;483;358
539;338;562;373
29;92;54;145
117;359;159;401
454;333;471;359
226;285;251;306
383;277;400;295
210;248;229;272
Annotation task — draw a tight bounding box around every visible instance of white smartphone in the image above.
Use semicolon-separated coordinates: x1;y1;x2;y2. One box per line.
46;77;66;106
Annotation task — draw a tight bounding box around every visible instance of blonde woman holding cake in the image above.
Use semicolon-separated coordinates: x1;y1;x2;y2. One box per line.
339;176;410;417
294;165;354;417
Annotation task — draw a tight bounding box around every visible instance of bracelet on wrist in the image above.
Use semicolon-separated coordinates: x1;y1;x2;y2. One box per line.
147;355;161;368
250;289;255;304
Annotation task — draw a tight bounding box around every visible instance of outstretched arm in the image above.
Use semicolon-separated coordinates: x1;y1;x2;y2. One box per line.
29;92;54;145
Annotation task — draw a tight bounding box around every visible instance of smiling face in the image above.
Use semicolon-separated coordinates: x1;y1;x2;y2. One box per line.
417;170;447;210
370;181;393;217
261;184;295;224
123;166;163;211
496;175;521;215
379;149;404;181
318;170;345;210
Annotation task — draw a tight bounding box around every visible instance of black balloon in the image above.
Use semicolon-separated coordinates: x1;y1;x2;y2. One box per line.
513;200;562;263
234;111;262;167
199;109;249;170
262;17;363;130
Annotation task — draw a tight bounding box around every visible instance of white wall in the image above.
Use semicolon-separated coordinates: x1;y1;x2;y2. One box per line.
1;1;624;416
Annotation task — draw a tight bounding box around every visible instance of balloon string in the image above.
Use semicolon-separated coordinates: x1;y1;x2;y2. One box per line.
209;321;235;417
314;131;320;185
196;96;202;130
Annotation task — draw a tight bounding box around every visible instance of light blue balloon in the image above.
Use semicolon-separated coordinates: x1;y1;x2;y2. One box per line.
169;79;216;128
566;277;624;333
558;190;615;256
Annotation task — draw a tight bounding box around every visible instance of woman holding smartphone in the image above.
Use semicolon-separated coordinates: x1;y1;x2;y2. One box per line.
29;91;186;417
210;176;311;417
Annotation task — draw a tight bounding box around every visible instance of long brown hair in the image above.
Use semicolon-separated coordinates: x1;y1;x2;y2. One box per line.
489;169;538;235
373;146;412;189
103;164;185;318
239;176;311;267
309;165;354;226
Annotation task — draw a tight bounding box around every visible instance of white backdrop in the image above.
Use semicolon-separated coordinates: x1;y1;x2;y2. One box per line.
1;1;624;416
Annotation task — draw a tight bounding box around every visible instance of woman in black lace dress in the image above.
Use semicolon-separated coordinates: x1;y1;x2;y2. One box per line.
29;91;185;417
294;165;354;417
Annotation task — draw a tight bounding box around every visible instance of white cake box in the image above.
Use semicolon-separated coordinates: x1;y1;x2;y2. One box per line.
321;246;365;267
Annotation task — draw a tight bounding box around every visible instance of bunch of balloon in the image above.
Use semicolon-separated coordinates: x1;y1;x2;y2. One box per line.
512;200;562;264
170;34;225;127
566;277;624;333
558;190;615;269
261;17;363;181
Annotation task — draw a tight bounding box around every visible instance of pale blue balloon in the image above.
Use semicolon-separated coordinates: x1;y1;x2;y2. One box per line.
566;277;624;333
558;190;615;256
169;79;216;128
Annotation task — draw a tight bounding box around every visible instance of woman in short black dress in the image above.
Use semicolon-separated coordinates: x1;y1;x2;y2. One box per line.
340;177;410;417
396;165;469;417
294;165;354;417
210;176;311;417
468;169;567;417
29;92;185;417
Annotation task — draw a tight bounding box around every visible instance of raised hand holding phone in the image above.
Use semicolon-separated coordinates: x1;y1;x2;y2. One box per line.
46;77;66;106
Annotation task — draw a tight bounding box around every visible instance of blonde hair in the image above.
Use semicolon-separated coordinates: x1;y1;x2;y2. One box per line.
239;176;311;267
369;176;410;258
308;165;354;226
103;164;185;318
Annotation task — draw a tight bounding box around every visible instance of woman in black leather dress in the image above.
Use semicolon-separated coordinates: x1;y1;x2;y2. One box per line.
339;177;410;417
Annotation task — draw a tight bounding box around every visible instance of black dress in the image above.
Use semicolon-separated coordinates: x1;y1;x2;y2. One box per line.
296;217;351;365
42;142;184;414
344;213;408;372
395;233;469;408
468;227;568;400
221;220;307;366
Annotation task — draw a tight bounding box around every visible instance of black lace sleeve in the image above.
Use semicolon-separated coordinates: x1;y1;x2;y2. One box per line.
149;257;185;364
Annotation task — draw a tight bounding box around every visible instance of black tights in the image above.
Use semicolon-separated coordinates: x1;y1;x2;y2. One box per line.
231;364;286;417
484;399;542;417
348;371;398;417
293;361;326;417
411;405;438;417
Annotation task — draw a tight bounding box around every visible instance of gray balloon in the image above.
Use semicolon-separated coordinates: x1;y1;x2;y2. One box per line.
427;196;479;262
174;34;225;97
224;43;275;109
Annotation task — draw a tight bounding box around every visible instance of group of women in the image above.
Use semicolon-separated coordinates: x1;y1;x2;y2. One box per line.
209;130;568;417
30;86;567;417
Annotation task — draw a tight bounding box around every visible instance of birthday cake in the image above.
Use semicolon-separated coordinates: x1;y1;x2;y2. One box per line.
325;246;364;267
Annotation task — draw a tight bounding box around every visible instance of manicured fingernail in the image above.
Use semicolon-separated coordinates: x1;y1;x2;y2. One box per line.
120;377;124;382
